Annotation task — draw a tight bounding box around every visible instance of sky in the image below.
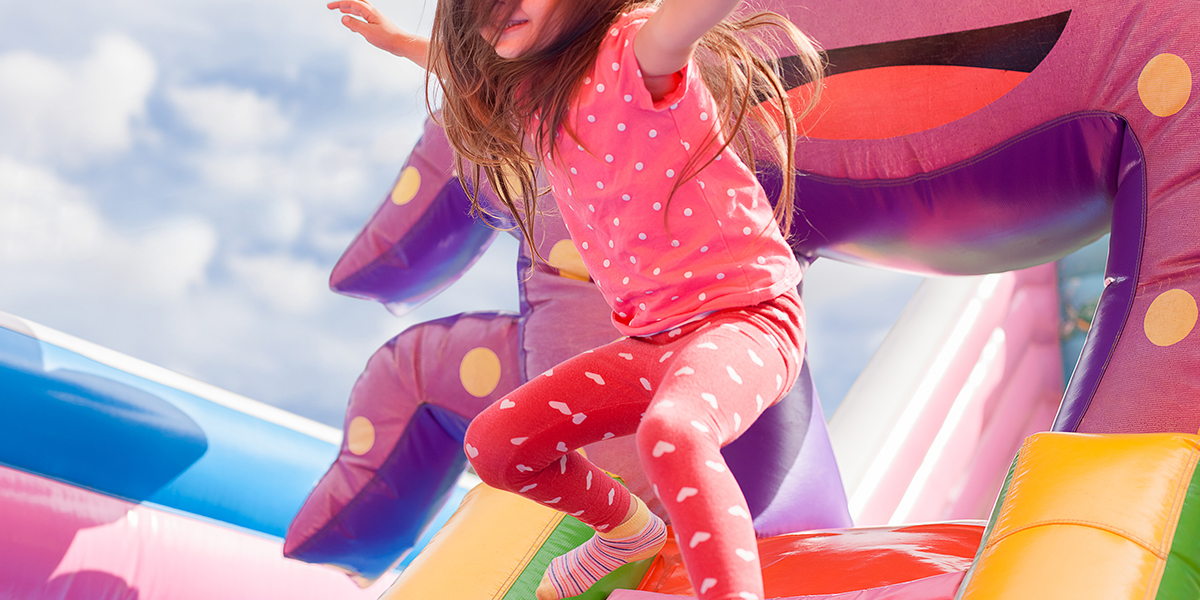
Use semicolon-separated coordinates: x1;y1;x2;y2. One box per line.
0;0;922;427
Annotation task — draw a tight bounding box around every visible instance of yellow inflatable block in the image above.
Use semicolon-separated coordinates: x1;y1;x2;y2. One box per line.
379;484;567;600
378;482;653;600
958;432;1200;600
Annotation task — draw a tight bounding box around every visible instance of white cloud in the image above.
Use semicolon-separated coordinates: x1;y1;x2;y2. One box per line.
191;149;281;196
186;134;379;223
804;261;922;305
227;253;330;315
167;83;291;149
0;0;519;428
0;157;216;300
0;158;103;262
120;218;218;298
0;34;156;165
262;198;306;244
346;42;429;99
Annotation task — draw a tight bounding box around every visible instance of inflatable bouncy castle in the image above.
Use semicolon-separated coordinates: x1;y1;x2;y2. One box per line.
4;0;1198;598
284;0;1200;597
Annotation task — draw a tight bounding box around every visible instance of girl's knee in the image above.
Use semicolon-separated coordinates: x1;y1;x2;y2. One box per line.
463;415;519;490
635;407;715;460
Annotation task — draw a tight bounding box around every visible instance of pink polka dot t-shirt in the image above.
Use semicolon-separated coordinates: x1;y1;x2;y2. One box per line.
540;9;802;337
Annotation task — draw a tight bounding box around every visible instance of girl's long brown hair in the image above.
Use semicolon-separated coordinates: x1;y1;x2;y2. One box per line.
428;0;823;260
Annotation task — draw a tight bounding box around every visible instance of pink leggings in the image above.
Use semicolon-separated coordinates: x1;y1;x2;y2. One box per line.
464;290;804;600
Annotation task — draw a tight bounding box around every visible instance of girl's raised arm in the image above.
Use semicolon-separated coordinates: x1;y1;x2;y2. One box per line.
633;0;743;77
328;0;430;69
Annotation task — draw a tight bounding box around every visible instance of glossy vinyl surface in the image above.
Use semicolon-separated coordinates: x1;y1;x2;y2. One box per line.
0;323;336;538
639;522;983;597
781;113;1120;276
959;433;1200;598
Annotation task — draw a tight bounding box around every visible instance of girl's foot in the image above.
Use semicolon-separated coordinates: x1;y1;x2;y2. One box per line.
535;496;667;600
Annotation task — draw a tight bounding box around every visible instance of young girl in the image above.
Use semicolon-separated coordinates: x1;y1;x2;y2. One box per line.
327;1;823;599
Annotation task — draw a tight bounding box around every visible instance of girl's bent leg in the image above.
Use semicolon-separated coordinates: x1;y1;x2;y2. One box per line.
463;341;670;600
637;301;804;600
467;291;804;600
463;339;670;529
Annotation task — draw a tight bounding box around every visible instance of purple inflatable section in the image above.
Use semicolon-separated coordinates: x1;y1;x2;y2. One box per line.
329;117;502;316
779;0;1200;434
285;312;522;582
1053;127;1144;433
783;113;1118;276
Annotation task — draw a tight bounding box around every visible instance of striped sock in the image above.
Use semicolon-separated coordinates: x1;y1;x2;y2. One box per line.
541;498;667;599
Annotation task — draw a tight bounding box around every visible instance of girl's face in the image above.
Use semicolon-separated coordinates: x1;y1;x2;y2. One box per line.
480;0;559;58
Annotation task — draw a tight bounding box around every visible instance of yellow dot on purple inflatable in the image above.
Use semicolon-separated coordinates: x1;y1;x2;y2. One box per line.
1138;54;1192;117
460;347;502;397
391;167;421;205
1144;289;1198;347
547;239;591;282
347;416;376;455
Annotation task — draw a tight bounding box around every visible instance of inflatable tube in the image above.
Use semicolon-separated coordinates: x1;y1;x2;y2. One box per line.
0;311;394;599
614;574;966;600
639;522;981;597
329;117;504;315
0;311;338;537
286;312;522;581
376;476;981;600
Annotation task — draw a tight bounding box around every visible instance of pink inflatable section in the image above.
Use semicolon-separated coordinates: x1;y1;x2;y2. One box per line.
830;265;1064;525
0;465;394;599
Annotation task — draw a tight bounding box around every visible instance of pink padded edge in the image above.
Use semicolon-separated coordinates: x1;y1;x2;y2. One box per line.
0;465;395;600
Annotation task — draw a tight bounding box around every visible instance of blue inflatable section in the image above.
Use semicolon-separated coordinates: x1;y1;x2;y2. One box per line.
0;324;339;539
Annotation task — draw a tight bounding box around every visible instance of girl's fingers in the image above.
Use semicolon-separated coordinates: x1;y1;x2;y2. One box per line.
327;0;373;18
341;14;371;33
330;2;379;24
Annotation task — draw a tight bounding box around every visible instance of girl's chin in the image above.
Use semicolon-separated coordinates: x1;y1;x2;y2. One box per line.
490;22;532;58
493;39;529;58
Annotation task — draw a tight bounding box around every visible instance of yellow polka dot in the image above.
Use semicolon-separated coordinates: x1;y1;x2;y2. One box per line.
460;347;502;397
547;239;591;281
390;167;421;205
1144;289;1198;346
1138;54;1192;117
347;416;376;455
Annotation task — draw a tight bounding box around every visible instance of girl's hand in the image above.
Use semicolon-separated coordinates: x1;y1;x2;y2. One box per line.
327;0;430;69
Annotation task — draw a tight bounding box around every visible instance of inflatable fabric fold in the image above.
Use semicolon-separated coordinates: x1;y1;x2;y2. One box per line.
957;432;1200;599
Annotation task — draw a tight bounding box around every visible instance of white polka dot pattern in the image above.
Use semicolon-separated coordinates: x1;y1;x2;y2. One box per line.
537;9;801;336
